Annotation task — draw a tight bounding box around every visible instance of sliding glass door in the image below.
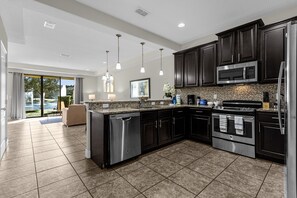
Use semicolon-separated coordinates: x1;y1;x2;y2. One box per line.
24;75;74;118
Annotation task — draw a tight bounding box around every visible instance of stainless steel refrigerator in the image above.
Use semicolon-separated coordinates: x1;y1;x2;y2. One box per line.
278;21;297;198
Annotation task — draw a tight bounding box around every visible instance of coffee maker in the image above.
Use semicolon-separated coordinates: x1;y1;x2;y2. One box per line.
187;95;195;105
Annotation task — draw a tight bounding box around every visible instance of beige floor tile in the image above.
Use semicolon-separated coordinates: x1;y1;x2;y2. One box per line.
138;152;162;165
169;168;212;195
198;180;251;198
80;168;120;189
0;174;37;198
37;164;76;187
187;159;225;179
143;179;195;198
13;189;39;198
61;144;85;154
90;177;140;198
148;158;183;177
71;159;98;174
34;149;64;162
264;169;285;186
65;151;86;163
32;139;57;148
73;191;93;198
35;155;69;172
0;155;34;171
39;176;87;198
216;169;262;197
33;144;60;154
115;161;144;176
123;166;165;192
166;151;197;166
270;163;286;173
257;181;285;198
0;163;36;183
201;150;237;168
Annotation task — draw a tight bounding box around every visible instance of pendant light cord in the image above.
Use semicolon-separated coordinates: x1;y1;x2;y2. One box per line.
141;42;145;68
160;48;163;70
106;50;109;73
116;34;121;63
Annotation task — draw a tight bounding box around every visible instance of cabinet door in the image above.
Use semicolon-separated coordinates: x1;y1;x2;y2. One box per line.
257;121;285;160
174;54;184;88
200;43;217;86
218;32;235;65
261;23;286;83
190;114;211;143
141;120;158;152
172;115;185;139
158;117;172;145
237;24;257;62
184;50;199;87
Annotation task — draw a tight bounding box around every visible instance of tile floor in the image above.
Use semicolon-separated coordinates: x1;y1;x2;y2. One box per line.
0;117;285;198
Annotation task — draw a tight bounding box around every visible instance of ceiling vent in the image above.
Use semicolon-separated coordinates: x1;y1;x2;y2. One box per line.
135;8;149;17
44;21;56;29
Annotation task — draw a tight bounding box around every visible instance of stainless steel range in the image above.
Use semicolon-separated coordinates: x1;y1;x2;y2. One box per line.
212;100;262;158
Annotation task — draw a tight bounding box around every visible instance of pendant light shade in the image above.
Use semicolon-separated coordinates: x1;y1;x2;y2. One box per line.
102;50;114;92
116;34;122;70
140;42;145;73
159;48;164;76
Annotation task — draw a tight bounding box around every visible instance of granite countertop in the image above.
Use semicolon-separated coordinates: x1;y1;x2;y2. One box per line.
257;108;284;113
92;104;213;115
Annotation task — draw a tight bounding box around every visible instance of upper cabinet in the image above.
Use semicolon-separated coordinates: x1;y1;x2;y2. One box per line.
184;49;199;87
174;54;184;88
217;20;264;66
260;22;287;83
199;42;217;86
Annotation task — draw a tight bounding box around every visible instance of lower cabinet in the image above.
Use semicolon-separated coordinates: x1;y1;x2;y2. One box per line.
172;109;186;139
188;108;212;144
141;111;158;152
256;112;285;163
158;110;172;145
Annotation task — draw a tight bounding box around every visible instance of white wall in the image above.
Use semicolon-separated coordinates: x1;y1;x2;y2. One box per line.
0;16;7;49
83;76;99;101
97;55;174;100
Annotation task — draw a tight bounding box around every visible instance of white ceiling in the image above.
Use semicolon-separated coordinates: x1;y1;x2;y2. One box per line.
1;0;297;75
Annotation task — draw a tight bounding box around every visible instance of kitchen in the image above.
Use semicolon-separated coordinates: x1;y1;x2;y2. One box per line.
0;0;296;197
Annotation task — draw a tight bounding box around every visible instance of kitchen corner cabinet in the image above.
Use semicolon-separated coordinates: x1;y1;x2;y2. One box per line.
188;108;212;144
172;109;186;140
141;111;158;152
199;42;217;86
184;49;199;87
217;20;263;66
256;112;285;163
260;22;286;83
174;54;184;88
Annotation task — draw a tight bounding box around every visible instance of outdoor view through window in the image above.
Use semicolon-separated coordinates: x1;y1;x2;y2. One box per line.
24;75;74;118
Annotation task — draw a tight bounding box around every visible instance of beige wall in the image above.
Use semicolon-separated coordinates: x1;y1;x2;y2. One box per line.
0;16;7;49
83;76;99;101
97;55;174;100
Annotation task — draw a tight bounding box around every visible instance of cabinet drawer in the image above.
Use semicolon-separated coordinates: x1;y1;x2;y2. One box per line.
173;109;185;116
188;108;211;115
141;111;157;121
158;110;172;118
257;112;284;123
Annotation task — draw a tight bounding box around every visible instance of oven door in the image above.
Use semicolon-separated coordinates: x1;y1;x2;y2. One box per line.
212;113;255;145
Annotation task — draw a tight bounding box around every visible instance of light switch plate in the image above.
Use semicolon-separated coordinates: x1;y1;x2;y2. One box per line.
102;104;109;108
151;102;156;106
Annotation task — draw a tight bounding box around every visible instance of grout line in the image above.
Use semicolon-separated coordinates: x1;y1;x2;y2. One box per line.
28;122;41;198
255;162;272;197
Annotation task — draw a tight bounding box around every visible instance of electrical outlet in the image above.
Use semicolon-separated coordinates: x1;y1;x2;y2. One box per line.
213;94;217;100
151;102;156;106
102;104;109;108
160;101;164;105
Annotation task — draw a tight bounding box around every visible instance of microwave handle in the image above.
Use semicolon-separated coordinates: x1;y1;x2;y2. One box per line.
243;67;246;80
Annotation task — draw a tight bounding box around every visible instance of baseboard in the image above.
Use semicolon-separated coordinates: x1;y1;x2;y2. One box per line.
85;149;91;159
0;138;7;160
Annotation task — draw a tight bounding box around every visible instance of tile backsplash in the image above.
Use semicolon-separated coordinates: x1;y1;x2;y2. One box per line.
176;83;279;105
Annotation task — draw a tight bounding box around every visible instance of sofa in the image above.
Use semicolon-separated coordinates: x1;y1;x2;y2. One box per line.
62;104;86;126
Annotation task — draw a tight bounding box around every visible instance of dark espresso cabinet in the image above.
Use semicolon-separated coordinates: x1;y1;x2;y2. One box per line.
184;49;199;87
256;112;285;163
174;54;184;88
158;110;172;145
172;109;186;139
200;42;217;86
217;20;263;66
260;23;287;83
188;108;212;144
141;111;158;152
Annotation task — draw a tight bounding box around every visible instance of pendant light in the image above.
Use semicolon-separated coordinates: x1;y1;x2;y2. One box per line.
115;34;122;70
140;42;145;73
102;50;113;81
159;48;164;76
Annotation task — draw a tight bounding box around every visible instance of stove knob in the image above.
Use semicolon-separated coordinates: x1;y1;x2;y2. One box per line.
229;135;233;140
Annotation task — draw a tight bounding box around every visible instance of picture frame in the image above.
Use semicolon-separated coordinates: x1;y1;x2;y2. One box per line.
130;78;151;99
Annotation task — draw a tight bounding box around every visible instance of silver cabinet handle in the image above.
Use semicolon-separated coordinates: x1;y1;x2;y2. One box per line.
196;111;203;113
272;117;284;120
172;117;176;125
277;61;285;135
231;55;234;63
177;111;183;113
159;120;162;128
238;53;241;62
155;120;158;129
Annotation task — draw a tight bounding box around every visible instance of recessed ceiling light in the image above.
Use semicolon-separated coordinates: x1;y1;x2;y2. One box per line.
103;61;107;64
178;23;185;28
44;21;56;29
60;53;70;58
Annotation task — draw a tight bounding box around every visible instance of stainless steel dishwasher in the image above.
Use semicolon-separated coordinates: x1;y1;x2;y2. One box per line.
109;112;141;165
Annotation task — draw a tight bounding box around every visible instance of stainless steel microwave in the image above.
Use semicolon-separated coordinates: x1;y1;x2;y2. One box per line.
217;61;258;85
